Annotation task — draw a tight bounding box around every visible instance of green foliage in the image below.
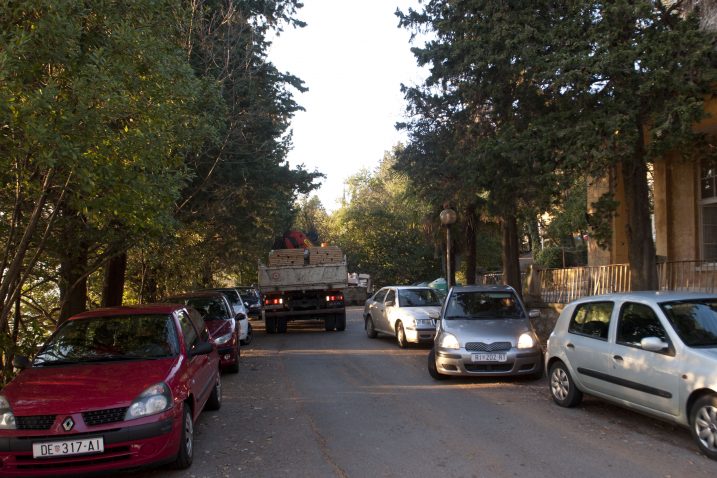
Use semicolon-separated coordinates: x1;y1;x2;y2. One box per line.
325;150;440;287
397;1;716;289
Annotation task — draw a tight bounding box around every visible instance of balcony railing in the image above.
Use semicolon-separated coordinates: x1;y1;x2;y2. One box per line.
476;260;717;304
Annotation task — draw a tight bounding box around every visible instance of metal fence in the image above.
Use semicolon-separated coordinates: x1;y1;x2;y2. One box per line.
477;260;717;304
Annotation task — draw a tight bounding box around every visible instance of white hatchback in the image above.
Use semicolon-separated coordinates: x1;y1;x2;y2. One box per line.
546;291;717;459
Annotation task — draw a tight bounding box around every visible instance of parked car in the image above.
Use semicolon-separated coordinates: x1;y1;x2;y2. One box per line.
165;291;241;373
364;286;442;347
546;291;717;459
198;288;253;345
428;285;543;380
236;286;263;320
0;304;221;476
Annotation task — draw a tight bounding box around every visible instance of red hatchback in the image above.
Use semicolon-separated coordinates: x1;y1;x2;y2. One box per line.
0;304;221;476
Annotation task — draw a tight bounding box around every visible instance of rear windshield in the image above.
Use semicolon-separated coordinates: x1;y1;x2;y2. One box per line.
660;300;717;347
444;292;524;319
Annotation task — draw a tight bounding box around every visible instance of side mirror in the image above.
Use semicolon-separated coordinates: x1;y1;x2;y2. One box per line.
528;309;541;319
641;337;669;352
13;355;31;370
191;341;213;356
235;313;246;321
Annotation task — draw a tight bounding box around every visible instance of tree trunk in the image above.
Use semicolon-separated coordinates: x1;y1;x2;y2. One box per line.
102;252;127;307
622;154;658;290
501;213;523;296
464;203;477;285
59;214;89;323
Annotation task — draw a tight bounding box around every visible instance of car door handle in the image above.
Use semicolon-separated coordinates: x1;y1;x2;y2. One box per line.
613;355;623;362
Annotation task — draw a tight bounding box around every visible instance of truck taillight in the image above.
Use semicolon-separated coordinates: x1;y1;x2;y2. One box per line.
326;294;343;302
265;297;283;305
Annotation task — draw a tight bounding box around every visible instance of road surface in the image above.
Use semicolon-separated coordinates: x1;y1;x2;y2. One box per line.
129;306;716;477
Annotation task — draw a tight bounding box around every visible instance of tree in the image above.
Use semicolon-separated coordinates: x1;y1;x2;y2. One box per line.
326;149;440;287
397;1;716;291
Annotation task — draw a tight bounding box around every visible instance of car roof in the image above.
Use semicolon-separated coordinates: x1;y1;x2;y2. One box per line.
381;286;436;290
69;303;185;320
449;285;517;293
575;290;717;303
165;290;227;300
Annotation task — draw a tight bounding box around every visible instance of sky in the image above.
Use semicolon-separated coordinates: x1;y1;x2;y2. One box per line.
268;0;426;211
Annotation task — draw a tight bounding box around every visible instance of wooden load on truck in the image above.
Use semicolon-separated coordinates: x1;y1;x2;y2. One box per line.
258;245;347;333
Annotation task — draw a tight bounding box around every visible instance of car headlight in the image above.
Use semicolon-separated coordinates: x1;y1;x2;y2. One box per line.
415;318;434;327
125;383;172;420
438;333;460;349
213;331;233;345
0;396;16;430
517;333;535;349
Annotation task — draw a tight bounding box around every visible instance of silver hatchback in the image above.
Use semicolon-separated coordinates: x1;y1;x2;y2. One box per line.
428;285;543;380
546;292;717;459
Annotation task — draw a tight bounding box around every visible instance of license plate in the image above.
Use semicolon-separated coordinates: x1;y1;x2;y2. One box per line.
471;353;507;362
32;437;104;458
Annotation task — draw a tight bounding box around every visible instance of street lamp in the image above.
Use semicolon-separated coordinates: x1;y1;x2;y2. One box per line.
440;208;457;288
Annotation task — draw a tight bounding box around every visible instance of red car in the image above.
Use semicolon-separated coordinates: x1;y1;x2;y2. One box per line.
164;291;241;373
0;304;221;476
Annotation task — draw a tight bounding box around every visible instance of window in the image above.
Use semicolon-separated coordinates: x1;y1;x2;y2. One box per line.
568;302;614;340
178;310;199;351
372;289;388;303
385;289;396;305
700;158;717;261
616;302;668;349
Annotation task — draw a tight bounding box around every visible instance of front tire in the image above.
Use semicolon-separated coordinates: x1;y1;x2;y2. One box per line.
205;374;222;411
241;323;253;345
549;361;582;407
396;321;407;348
690;394;717;459
171;404;194;469
365;316;378;338
427;348;449;380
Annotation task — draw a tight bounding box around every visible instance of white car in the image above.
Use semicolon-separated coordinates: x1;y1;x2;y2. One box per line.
546;291;717;459
363;286;442;347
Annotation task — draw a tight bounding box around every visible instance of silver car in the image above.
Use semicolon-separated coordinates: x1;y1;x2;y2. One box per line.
546;292;717;459
428;285;543;380
364;286;442;347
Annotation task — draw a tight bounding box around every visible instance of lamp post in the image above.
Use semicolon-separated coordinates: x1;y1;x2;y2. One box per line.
440;208;457;288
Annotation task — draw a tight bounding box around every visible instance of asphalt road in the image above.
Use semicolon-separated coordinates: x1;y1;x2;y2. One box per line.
128;306;716;478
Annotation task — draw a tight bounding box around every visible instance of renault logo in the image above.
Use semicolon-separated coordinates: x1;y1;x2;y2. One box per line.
62;417;74;431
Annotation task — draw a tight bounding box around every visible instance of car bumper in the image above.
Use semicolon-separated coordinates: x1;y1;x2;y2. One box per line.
0;414;181;477
217;345;238;368
405;327;436;343
434;348;543;376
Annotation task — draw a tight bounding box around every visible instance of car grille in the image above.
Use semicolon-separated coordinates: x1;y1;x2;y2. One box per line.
465;341;511;352
15;415;56;430
82;407;127;426
465;363;513;372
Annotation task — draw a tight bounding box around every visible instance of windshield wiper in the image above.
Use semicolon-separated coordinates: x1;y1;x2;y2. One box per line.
445;315;472;319
35;359;81;366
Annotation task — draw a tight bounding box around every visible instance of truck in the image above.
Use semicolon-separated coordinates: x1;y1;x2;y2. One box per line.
258;246;347;333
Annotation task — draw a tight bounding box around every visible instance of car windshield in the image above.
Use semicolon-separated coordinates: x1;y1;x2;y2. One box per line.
237;288;259;302
34;314;179;365
445;292;523;319
660;299;717;347
398;289;442;307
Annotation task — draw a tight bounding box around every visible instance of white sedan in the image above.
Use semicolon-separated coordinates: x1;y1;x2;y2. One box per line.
546;291;717;459
363;286;442;347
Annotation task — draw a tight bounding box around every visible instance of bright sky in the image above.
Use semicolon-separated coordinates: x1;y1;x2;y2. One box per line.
268;0;426;211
